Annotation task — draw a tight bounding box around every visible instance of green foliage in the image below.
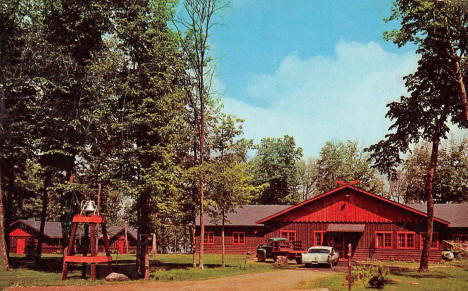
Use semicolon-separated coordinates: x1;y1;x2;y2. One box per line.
315;140;384;194
204;114;259;223
252;135;303;204
351;265;389;288
395;138;468;203
366;265;389;288
369;0;468;177
296;157;318;201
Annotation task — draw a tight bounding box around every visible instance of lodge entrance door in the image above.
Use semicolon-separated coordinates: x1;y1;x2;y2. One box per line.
328;232;360;261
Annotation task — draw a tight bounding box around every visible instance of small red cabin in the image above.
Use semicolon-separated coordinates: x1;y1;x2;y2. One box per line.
9;220;64;254
196;183;468;262
106;226;138;254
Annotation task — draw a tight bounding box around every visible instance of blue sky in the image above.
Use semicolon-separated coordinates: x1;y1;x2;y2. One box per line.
208;0;419;157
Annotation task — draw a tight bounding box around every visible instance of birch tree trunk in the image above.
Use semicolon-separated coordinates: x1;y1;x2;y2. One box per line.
222;209;225;268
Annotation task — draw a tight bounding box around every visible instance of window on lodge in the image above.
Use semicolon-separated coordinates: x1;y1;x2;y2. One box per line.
232;232;245;245
204;232;214;244
420;232;439;249
280;230;296;241
375;232;392;248
397;232;415;249
314;231;325;246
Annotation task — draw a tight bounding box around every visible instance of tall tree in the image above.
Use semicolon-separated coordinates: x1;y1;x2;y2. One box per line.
111;0;187;279
252;135;303;204
368;5;468;270
29;0;112;261
0;0;46;269
384;0;468;120
205;114;257;267
178;0;228;270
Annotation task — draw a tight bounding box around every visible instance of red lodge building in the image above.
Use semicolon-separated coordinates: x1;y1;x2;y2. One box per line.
196;182;468;261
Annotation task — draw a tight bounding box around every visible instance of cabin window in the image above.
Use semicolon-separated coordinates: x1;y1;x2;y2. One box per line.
419;232;439;249
280;230;296;241
204;232;214;244
397;232;415;249
375;232;392;248
232;232;245;245
313;231;325;246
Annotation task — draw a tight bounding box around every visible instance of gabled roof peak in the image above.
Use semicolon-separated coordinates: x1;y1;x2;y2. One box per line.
336;180;360;186
256;184;450;225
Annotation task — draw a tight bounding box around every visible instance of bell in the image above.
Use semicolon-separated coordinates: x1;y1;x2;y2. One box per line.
81;200;96;216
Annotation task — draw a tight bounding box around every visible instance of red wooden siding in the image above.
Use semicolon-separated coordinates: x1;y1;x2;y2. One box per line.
195;226;263;254
274;190;428;223
263;222;445;261
8;237;63;254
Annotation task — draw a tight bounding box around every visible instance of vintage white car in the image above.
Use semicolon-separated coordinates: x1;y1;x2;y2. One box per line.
301;246;339;267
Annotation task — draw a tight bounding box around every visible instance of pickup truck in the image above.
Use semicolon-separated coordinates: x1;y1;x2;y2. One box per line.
301;246;339;267
256;237;303;264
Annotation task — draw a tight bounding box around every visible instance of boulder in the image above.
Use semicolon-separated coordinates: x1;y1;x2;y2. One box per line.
105;272;129;282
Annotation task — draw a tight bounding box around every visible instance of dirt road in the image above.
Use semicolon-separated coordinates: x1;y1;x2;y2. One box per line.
8;268;333;291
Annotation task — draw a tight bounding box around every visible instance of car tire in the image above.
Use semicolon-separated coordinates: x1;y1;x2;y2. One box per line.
296;258;302;264
257;252;265;262
304;263;310;268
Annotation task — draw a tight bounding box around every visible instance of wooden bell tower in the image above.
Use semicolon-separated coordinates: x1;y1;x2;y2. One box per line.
62;186;113;280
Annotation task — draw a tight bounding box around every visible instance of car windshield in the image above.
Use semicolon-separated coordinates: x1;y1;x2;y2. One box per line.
308;248;330;254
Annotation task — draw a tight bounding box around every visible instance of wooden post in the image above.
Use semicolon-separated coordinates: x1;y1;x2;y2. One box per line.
90;223;97;280
82;224;89;278
62;222;77;280
348;243;352;290
96;184;101;254
102;224;112;274
124;221;128;254
152;233;156;257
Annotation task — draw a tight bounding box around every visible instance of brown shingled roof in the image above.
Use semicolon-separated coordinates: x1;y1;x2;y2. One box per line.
10;220;63;238
407;203;468;228
196;205;291;226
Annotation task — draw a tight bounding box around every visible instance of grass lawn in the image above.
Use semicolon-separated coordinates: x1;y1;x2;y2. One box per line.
299;259;468;291
0;253;275;289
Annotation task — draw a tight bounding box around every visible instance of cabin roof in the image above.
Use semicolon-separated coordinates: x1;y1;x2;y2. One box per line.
256;184;450;225
407;203;468;228
9;220;139;239
196;205;291;226
107;225;137;241
10;220;63;239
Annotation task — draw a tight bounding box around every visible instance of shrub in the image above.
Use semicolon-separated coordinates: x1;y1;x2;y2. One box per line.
366;265;389;288
351;264;389;288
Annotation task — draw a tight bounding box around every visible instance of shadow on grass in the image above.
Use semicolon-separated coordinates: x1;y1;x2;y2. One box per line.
9;256;243;281
9;256;139;280
150;260;238;270
10;257;62;273
391;269;455;280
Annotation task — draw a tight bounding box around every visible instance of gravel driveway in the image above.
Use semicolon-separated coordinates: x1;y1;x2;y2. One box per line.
8;268;334;291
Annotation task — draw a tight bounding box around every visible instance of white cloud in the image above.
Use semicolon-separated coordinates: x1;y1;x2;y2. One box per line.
221;40;419;157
